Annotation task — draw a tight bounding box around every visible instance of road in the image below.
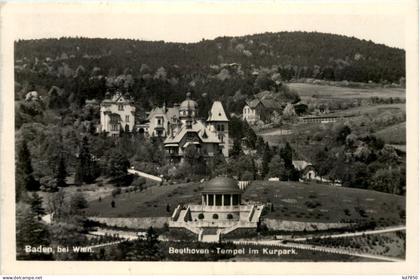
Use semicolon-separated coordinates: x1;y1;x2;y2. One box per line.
291;225;406;241
231;239;404;262
128;168;163;182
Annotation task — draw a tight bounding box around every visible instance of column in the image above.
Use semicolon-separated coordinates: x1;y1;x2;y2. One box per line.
206;194;209;206
214;194;216;207
230;195;233;208
222;194;224;207
202;195;205;206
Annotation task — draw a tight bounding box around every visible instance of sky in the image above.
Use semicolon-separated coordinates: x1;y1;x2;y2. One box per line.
3;1;408;49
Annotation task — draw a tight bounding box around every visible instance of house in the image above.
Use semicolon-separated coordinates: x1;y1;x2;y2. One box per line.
292;160;317;180
147;103;180;138
98;91;136;136
207;101;230;157
242;92;284;124
163;93;230;161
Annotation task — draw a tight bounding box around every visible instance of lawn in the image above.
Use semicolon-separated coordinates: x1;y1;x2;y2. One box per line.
300;231;406;259
288;83;405;101
85;179;405;228
375;122;406;144
243;181;405;226
85;182;202;217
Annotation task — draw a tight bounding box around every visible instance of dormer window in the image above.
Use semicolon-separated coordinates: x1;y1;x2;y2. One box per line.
118;104;124;111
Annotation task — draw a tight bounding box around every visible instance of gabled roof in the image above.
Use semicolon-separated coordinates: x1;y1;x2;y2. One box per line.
260;98;281;110
164;120;220;145
292;160;313;171
246;99;262;109
147;106;180;124
101;91;134;105
166;107;180;124
207;101;228;122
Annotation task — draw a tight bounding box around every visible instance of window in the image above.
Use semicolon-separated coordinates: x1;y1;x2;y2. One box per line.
118;104;124;111
111;124;119;131
125;115;129;122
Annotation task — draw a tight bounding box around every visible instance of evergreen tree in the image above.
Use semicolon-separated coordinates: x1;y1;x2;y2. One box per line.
230;138;242;157
30;192;45;220
107;151;130;180
267;155;286;179
74;137;99;185
280;142;293;167
16;140;40;194
55;155;67;187
262;143;272;178
16;204;50;260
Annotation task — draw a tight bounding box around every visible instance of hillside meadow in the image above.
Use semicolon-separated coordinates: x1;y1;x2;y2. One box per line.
288;83;405;101
84;180;405;227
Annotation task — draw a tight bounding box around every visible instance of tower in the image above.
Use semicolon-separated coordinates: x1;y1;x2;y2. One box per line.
207;101;229;157
179;92;198;128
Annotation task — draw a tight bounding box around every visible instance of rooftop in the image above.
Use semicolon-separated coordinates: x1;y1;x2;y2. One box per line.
201;176;242;194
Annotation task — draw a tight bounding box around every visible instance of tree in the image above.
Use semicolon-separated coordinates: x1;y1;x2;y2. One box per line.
125;227;163;261
16;203;50;259
55;155;67;188
369;168;403;194
16;140;40;195
262;143;273;178
267;155;286;179
107;151;130;180
280;142;293;167
230;138;242;157
70;193;88;211
336;125;352;145
74;137;99;185
282;103;297;121
30;192;45;220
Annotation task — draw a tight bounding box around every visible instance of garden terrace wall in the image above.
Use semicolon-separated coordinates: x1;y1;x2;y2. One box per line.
88;217;169;229
222;228;258;240
263;219;353;232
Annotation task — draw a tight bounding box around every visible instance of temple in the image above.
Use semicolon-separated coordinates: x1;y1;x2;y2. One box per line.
169;177;264;242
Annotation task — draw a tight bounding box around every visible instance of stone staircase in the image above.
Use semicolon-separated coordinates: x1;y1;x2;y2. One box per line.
199;228;220;243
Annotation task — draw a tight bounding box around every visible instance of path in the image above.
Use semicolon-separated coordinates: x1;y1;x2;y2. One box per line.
257;128;292;136
291;225;406;241
128;168;163;182
231;239;404;262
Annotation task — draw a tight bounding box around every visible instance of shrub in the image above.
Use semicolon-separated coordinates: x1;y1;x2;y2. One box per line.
241;171;254;181
132;176;146;187
198;213;204;220
70;193;88;210
212;214;218;220
227;214;233;220
112;188;121;197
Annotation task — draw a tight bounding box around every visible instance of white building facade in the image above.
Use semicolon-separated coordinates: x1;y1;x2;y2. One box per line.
98;92;136;136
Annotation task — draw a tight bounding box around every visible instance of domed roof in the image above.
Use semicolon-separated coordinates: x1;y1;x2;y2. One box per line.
201;176;242;194
180;92;198;110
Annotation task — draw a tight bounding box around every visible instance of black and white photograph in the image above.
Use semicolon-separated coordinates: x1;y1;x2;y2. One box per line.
1;0;419;276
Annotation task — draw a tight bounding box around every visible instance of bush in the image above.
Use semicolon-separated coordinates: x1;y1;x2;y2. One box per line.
198;213;204;220
39;176;58;192
70;193;88;210
241;171;254;181
212;214;218;220
132;176;146;188
112;188;121;197
227;214;233;220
